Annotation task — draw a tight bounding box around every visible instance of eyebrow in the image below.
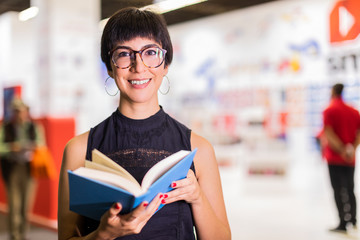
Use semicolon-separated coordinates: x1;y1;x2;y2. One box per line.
114;43;160;51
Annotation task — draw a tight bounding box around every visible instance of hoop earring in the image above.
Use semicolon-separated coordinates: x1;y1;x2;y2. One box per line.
105;76;119;96
159;75;170;95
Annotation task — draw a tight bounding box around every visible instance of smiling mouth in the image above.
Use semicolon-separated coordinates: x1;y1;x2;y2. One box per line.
129;79;150;85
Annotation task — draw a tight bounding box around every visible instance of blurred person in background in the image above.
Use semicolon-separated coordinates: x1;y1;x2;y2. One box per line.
0;98;45;240
58;7;230;240
322;83;360;233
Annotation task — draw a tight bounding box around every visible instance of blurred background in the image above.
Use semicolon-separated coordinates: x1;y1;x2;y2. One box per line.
0;0;360;239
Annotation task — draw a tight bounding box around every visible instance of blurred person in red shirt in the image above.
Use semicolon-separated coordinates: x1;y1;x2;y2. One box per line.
322;83;360;233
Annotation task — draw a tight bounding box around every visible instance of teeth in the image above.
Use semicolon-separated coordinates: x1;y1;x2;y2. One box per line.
130;79;150;85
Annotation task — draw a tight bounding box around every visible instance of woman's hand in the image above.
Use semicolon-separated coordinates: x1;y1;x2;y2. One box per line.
162;170;202;205
95;193;164;239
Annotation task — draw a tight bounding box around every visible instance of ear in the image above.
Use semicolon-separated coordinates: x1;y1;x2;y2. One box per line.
163;65;169;76
107;69;114;79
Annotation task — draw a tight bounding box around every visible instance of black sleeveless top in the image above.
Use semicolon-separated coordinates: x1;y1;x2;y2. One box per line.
84;107;196;240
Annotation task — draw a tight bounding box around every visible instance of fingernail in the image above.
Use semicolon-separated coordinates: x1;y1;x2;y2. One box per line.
143;202;149;207
171;182;177;188
164;194;168;198
161;199;166;204
115;203;120;209
159;194;163;198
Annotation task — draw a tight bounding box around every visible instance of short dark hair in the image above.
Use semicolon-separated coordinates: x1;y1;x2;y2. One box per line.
100;7;173;72
332;83;344;96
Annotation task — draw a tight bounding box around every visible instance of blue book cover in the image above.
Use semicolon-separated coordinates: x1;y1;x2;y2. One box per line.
68;149;197;221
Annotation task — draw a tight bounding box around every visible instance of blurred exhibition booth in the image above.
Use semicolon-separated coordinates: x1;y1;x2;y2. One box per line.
0;0;360;233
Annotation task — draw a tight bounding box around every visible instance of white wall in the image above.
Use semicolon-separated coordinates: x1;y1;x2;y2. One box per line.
0;12;37;117
164;0;360;162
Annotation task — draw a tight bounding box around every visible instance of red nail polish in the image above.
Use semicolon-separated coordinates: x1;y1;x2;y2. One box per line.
164;194;168;198
143;203;149;207
115;203;120;209
159;194;163;198
172;182;177;188
161;199;166;204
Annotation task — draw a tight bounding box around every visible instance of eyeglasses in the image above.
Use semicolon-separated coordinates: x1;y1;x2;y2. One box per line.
109;45;167;69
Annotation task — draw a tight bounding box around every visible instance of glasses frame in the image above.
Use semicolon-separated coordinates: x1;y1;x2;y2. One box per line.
108;45;167;69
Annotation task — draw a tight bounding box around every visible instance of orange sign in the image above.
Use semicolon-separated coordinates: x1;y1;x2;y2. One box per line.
329;0;360;43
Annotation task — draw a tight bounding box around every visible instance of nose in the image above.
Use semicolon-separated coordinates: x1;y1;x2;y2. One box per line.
130;52;146;72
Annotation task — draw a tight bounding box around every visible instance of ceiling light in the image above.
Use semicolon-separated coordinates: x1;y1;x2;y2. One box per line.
144;0;207;14
18;7;39;21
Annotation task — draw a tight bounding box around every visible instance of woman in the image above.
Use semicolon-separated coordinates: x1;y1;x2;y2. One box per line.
58;7;231;240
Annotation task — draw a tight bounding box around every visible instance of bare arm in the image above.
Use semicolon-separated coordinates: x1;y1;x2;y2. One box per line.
323;125;344;154
164;132;231;239
190;133;231;239
58;132;90;240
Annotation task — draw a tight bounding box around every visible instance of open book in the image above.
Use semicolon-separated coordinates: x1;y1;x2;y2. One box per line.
68;148;197;221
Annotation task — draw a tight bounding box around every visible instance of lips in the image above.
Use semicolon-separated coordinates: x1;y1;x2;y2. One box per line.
129;79;150;85
128;78;151;89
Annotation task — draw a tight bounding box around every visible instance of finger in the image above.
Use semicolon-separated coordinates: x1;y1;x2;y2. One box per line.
109;202;122;218
129;200;150;220
171;170;195;189
162;191;188;204
148;193;164;214
165;183;191;203
130;193;163;220
140;193;165;218
171;177;191;189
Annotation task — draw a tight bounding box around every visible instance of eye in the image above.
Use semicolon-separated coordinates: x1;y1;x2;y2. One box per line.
143;48;159;57
115;49;131;58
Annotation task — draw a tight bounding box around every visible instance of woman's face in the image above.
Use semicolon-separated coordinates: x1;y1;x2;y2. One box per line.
109;37;168;105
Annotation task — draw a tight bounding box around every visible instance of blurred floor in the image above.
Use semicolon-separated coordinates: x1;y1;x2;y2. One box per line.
0;212;57;240
1;153;360;239
221;151;360;240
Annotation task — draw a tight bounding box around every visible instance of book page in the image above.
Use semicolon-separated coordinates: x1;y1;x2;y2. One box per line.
73;167;143;196
141;150;190;191
85;161;140;186
92;149;138;185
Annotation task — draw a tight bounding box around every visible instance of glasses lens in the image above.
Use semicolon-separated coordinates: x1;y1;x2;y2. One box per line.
111;47;166;69
141;47;166;68
112;48;132;69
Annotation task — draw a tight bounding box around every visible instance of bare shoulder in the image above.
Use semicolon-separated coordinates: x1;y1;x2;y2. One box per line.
190;132;217;177
191;131;214;156
191;132;213;151
62;131;89;170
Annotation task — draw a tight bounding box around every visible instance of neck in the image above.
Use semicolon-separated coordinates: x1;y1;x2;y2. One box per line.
118;101;160;120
